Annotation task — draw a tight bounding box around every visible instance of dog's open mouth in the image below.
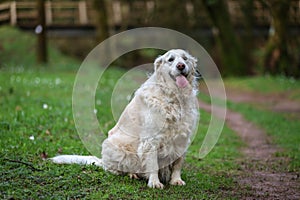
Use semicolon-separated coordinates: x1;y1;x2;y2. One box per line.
169;72;189;88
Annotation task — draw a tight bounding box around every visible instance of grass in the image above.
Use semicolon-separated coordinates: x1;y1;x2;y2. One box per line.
0;26;242;199
0;26;79;71
221;75;300;172
227;101;300;172
225;76;300;101
0;65;241;199
1;25;299;199
224;76;300;172
213;75;300;172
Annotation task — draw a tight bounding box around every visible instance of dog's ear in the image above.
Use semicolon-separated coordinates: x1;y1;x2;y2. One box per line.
189;55;198;70
195;69;202;82
154;55;163;71
189;55;202;81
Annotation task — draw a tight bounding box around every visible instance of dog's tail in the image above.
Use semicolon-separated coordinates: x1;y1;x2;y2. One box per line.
50;155;102;167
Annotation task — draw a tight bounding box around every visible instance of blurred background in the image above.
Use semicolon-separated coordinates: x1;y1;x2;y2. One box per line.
0;0;299;78
1;2;299;198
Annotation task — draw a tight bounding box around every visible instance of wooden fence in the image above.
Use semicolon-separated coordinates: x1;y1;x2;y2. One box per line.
0;1;95;26
0;1;299;29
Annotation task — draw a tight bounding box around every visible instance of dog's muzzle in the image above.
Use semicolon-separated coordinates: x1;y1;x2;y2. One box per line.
169;72;189;88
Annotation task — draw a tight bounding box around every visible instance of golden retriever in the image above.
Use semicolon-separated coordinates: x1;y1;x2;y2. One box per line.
52;49;199;189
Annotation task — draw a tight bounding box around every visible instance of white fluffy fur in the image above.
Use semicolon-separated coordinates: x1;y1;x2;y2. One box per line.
51;49;199;189
51;155;102;166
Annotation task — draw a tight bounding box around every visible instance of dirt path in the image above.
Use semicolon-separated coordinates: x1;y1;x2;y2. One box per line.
198;89;300;199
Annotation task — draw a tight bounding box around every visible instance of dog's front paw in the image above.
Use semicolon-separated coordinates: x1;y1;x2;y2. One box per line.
129;173;139;179
147;179;164;189
170;178;186;186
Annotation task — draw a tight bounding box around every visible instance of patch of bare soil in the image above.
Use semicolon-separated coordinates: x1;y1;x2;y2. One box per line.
198;98;300;199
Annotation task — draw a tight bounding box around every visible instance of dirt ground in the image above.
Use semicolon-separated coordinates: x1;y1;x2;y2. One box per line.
198;88;300;199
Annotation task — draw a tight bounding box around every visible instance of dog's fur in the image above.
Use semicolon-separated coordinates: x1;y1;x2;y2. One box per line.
52;49;199;189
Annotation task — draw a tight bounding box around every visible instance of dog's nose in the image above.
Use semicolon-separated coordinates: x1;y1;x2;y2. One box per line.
176;63;185;71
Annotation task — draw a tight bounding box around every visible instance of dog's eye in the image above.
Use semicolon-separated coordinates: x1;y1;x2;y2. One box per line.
168;57;174;62
182;56;187;61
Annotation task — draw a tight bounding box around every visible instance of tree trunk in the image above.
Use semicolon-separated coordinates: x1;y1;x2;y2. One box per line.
36;0;47;64
240;0;255;74
152;0;189;32
201;0;247;76
93;0;109;43
262;0;298;77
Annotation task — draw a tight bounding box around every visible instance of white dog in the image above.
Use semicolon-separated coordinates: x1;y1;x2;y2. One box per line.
52;49;200;189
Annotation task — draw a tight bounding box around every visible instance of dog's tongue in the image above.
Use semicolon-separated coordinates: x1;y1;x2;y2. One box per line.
176;75;188;88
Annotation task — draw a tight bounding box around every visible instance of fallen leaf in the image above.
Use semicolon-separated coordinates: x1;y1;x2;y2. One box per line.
45;129;51;135
40;151;48;160
57;148;63;154
15;105;22;111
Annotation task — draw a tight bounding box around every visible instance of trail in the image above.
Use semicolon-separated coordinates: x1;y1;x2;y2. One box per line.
198;89;300;199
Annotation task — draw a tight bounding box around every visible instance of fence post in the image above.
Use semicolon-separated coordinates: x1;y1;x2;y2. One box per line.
45;1;52;25
78;1;88;24
10;1;17;25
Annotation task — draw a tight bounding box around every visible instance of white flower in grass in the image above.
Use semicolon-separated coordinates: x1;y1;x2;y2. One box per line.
126;95;132;101
29;135;35;140
16;76;21;83
55;78;62;85
35;77;40;85
96;100;102;105
43;103;48;109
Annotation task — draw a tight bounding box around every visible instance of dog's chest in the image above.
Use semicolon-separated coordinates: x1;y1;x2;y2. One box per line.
159;96;198;158
140;86;198;159
158;132;189;161
157;109;194;160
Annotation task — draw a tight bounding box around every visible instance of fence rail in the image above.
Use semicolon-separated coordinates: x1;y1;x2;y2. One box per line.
0;1;299;29
0;1;94;27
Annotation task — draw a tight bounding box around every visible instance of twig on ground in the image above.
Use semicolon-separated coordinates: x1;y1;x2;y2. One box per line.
4;158;43;171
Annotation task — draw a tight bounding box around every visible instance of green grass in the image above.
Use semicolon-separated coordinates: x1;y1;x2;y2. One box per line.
0;68;241;199
1;25;299;199
224;76;300;172
0;26;242;199
227;102;300;172
0;26;79;71
225;76;300;101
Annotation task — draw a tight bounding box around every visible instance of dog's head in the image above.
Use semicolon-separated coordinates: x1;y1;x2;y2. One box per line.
154;49;199;89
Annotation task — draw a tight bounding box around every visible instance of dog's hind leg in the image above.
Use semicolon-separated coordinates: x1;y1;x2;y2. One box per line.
169;156;186;186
